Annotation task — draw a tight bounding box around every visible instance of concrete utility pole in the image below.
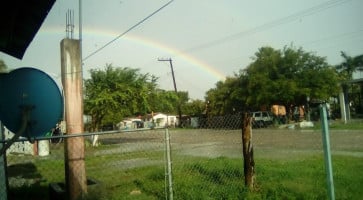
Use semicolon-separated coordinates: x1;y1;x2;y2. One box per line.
60;38;87;200
158;58;182;127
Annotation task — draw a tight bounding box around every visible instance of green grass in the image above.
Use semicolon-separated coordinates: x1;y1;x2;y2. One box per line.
128;156;363;200
7;150;363;199
312;119;363;130
329;120;363;130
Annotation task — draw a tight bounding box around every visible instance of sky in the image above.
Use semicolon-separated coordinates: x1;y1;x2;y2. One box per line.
1;0;362;100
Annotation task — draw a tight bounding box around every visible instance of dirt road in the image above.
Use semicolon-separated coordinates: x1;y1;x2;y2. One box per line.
98;128;363;159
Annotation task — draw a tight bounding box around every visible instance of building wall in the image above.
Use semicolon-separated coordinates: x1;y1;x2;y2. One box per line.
4;127;35;155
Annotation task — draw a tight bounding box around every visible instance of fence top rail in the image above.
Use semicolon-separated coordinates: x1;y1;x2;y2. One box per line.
0;127;166;144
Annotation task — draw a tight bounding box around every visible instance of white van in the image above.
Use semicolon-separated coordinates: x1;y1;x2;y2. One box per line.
251;111;273;128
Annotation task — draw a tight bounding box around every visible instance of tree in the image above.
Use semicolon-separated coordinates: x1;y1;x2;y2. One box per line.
84;64;157;131
205;77;244;116
245;46;339;119
148;89;179;114
336;52;363;117
182;99;206;116
205;45;340;120
336;51;363;80
148;90;192;126
243;46;283;109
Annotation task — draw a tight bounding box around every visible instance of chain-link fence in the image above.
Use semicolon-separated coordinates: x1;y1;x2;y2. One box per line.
2;113;363;199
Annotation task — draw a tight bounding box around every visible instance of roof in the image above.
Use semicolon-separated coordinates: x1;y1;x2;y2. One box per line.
347;78;363;84
0;0;56;59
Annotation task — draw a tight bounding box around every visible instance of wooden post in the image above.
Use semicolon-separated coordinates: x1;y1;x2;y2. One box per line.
242;112;255;190
61;38;87;200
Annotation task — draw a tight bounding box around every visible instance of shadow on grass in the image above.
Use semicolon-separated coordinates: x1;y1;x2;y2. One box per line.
7;162;49;200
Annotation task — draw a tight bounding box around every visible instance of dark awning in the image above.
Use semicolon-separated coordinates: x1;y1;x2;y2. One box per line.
0;0;56;59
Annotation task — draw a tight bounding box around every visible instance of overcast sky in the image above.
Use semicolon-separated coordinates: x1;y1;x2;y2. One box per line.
1;0;362;100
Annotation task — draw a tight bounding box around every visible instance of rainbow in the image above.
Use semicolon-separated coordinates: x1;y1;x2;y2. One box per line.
39;27;226;81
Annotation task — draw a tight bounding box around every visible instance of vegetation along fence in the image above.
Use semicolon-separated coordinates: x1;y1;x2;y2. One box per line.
1;113;363;199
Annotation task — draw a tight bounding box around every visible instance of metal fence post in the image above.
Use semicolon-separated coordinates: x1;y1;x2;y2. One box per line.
164;128;173;200
319;104;335;200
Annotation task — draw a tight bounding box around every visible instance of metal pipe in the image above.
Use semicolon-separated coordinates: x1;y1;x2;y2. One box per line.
164;128;173;199
0;127;160;143
319;104;335;200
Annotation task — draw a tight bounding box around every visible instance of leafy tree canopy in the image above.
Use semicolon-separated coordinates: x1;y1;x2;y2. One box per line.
84;64;201;130
84;64;158;130
206;45;340;115
336;51;363;81
182;99;206;116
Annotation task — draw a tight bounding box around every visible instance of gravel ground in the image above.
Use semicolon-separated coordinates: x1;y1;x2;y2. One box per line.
167;128;362;159
96;128;363;159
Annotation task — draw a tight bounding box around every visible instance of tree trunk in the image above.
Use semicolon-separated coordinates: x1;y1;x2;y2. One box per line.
242;112;255;190
343;84;351;120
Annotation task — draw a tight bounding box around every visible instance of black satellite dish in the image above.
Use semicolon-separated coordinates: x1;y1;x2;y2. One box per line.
0;67;63;144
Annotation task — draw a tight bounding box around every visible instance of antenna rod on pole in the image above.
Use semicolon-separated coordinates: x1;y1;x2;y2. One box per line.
79;0;83;66
158;58;183;127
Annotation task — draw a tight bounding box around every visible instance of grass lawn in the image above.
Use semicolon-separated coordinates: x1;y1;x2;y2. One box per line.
7;153;363;200
6;125;362;199
312;119;363;130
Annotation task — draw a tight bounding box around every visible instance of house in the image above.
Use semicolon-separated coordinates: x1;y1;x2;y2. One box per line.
116;118;144;130
148;113;178;128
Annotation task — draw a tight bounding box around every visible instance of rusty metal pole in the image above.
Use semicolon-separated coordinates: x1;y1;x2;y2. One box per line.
60;38;87;200
242;112;255;190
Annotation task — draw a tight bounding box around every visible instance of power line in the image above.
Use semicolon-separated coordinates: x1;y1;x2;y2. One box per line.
302;29;363;47
183;0;352;53
306;37;363;55
204;30;363;73
83;0;174;62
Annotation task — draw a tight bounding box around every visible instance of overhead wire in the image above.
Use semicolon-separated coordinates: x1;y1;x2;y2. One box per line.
231;29;363;67
302;29;363;47
182;0;353;53
177;0;356;74
82;0;174;62
306;36;363;54
82;0;351;64
81;0;357;97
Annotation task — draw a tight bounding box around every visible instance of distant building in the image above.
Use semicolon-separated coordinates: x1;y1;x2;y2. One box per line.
151;113;177;128
116;118;144;130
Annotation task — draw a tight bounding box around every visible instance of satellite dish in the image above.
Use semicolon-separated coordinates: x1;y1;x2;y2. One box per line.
0;67;63;140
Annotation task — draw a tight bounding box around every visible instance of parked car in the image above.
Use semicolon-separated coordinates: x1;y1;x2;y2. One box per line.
251;111;273;128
